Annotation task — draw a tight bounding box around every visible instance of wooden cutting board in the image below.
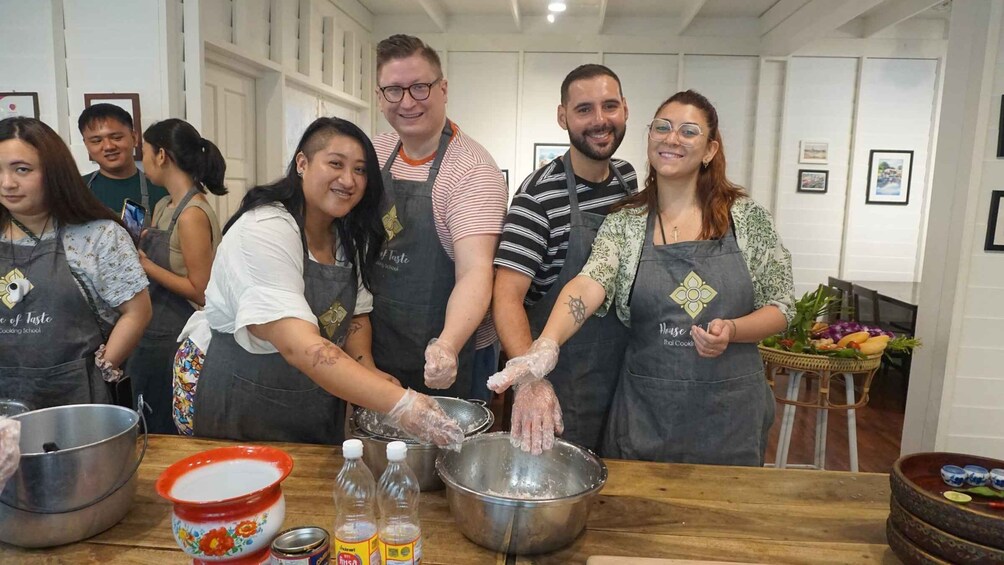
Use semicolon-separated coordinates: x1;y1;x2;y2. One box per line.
587;558;766;564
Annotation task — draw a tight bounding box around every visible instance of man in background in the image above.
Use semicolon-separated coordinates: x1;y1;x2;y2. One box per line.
492;64;637;453
369;34;508;400
78;103;167;220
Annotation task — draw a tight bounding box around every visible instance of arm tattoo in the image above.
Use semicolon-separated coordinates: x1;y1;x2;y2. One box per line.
346;321;363;337
307;341;348;367
566;295;587;325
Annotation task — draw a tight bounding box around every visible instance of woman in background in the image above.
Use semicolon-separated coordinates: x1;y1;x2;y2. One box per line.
175;117;462;446
0;117;151;409
125;118;224;434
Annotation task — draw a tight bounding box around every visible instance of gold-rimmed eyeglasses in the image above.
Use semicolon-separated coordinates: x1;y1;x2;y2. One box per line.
378;78;442;103
647;118;704;146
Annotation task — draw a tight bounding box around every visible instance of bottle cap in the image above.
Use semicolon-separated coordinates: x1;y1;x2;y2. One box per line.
386;440;408;461
342;438;363;459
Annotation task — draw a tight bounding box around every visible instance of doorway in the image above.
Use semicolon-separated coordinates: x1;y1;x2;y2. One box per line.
202;63;257;224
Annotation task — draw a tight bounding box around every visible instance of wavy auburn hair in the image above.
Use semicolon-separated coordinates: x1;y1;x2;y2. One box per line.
617;90;745;240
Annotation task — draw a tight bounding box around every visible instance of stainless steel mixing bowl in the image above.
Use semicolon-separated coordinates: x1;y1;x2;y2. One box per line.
435;432;607;554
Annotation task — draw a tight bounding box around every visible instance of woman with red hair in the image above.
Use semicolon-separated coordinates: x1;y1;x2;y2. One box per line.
489;90;794;465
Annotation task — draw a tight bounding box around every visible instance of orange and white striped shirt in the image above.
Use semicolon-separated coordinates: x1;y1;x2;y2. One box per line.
374;122;508;348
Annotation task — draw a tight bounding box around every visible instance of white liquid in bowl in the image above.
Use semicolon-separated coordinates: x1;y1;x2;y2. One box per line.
171;459;283;502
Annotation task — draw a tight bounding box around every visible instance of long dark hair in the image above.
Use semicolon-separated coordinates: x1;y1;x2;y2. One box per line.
617;90;745;240
143;118;227;195
0;117;123;229
224;117;386;290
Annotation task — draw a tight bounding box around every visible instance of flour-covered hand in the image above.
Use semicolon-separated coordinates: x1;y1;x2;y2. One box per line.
486;338;559;393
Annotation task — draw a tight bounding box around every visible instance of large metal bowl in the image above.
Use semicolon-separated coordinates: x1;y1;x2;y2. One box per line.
435;432;607;554
350;397;493;491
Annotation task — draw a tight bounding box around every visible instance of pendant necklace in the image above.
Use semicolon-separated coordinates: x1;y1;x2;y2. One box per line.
655;206;680;244
3;216;49;307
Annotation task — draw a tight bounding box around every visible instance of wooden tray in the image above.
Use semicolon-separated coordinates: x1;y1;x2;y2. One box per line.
891;452;1004;549
887;518;953;565
889;496;1004;564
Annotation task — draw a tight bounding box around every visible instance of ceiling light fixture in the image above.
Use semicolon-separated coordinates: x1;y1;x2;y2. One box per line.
548;2;567;13
547;13;556;23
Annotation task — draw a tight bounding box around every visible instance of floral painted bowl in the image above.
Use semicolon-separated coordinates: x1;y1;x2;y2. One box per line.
155;446;293;564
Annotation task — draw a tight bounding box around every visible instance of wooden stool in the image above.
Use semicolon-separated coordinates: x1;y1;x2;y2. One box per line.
759;346;881;472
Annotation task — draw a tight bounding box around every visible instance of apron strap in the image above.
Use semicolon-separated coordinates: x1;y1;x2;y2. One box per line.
53;225;110;342
382;119;454;185
164;187;200;235
86;171;99;188
139;174;150;226
561;152;630;222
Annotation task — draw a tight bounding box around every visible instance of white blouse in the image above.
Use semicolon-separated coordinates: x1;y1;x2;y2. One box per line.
178;205;374;354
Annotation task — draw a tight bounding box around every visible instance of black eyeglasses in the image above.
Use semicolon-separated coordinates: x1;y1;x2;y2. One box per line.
378;78;442;103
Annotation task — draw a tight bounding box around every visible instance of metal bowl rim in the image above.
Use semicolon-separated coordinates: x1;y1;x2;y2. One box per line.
13;403;140;459
351;397;494;443
435;432;608;507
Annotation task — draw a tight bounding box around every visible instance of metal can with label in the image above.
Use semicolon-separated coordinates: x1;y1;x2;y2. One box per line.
270;526;331;565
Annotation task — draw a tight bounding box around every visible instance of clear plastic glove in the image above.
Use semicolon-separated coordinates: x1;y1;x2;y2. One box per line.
423;338;458;389
487;338;559;394
510;380;563;455
384;389;464;449
0;417;21;490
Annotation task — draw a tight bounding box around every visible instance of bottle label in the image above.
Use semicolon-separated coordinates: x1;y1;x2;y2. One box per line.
381;536;422;565
335;534;381;565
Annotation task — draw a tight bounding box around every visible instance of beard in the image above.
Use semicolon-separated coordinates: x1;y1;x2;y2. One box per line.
568;123;626;161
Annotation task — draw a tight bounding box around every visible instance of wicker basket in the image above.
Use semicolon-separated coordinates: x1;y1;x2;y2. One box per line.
758;345;882;410
757;345;881;372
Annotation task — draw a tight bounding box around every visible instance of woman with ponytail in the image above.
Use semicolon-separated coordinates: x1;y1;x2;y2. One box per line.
126;118;224;433
489;90;795;466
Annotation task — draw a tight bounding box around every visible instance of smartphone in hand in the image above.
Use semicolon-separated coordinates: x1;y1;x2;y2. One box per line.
121;199;147;244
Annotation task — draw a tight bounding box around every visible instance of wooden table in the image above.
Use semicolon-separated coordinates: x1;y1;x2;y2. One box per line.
0;435;901;564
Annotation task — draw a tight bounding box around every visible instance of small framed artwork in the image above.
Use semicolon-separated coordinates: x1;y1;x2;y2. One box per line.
986;190;1004;251
866;149;913;205
799;140;829;164
797;169;828;194
500;169;509;187
83;92;142;160
533;143;568;170
0;92;40;119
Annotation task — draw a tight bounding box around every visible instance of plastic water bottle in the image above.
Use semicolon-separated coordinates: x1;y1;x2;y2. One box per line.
333;439;381;565
377;441;422;565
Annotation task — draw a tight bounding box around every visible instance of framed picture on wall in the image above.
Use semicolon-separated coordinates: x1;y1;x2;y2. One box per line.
83;93;142;160
797;169;828;194
501;169;509;188
866;149;913;205
533;143;568;170
997;95;1004;158
0;92;40;119
799;140;829;164
986;190;1004;251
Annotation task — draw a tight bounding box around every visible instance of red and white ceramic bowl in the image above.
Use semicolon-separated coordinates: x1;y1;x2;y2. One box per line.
155;446;293;564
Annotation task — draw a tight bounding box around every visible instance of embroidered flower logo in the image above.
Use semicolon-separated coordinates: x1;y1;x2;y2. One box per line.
318;301;348;339
0;268;26;309
383;204;403;241
670;271;718;319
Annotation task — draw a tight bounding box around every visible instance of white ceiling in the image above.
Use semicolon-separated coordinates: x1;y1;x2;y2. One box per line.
356;0;949;20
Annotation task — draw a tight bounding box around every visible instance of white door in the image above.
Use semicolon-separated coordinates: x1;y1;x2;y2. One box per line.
203;63;256;225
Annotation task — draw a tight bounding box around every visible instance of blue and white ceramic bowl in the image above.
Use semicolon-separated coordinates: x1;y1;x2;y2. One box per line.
964;464;990;486
990;468;1004;491
941;465;967;487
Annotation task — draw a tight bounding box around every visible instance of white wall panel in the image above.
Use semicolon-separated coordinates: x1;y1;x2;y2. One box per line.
843;58;938;282
776;57;859;296
682;55;759;190
446;52;519;195
602;53;679;183
0;1;58;125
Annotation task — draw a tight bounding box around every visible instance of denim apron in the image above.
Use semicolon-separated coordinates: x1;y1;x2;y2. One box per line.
193;234;358;444
124;188;197;433
87;170;150;226
370;121;474;397
601;211;774;465
0;226;111;409
525;152;630;452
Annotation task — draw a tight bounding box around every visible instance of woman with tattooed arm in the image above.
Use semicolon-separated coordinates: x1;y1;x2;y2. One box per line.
489;91;794;465
173;118;463;446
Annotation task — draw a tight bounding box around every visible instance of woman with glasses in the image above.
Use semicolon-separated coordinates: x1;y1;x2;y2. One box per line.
488;90;794;466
